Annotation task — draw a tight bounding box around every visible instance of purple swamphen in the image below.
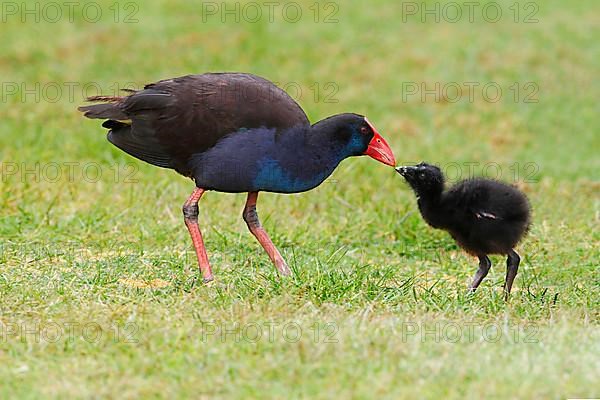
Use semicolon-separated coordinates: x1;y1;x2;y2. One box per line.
396;162;530;298
79;73;397;282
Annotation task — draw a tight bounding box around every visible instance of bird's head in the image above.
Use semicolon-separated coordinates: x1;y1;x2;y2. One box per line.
311;113;396;167
396;162;445;197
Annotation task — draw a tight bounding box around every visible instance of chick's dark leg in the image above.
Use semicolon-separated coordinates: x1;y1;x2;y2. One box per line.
469;255;491;292
183;187;214;283
503;250;520;299
243;192;291;276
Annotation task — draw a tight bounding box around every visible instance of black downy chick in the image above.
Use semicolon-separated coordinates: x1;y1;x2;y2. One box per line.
396;162;531;298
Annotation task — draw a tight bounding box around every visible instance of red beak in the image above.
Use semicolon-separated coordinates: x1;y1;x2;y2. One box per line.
363;119;396;167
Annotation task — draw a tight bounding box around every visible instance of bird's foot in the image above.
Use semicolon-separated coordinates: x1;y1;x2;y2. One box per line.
202;275;215;285
275;259;291;276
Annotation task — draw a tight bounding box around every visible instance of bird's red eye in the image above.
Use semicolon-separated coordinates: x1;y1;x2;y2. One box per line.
360;126;369;134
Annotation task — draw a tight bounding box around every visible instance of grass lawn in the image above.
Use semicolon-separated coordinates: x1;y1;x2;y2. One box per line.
1;0;598;398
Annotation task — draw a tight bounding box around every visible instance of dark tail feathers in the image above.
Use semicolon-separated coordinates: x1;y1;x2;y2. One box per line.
78;97;128;120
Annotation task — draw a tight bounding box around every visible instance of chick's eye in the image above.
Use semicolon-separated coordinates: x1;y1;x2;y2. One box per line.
419;173;426;178
360;126;369;134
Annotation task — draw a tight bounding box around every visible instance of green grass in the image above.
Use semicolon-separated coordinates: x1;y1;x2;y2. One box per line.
1;0;599;398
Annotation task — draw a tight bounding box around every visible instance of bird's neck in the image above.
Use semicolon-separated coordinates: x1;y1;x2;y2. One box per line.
305;121;361;163
416;190;446;229
249;126;349;193
298;126;351;179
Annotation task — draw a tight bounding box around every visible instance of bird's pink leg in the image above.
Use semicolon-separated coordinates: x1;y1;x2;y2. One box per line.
243;192;291;276
183;187;214;283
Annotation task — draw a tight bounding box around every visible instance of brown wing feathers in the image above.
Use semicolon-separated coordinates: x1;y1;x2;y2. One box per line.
78;73;311;175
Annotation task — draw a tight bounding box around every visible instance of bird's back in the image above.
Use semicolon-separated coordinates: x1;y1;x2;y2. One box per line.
79;73;310;176
446;179;529;221
441;178;531;254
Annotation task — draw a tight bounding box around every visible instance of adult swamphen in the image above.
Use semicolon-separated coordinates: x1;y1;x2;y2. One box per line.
396;163;530;299
79;73;396;283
